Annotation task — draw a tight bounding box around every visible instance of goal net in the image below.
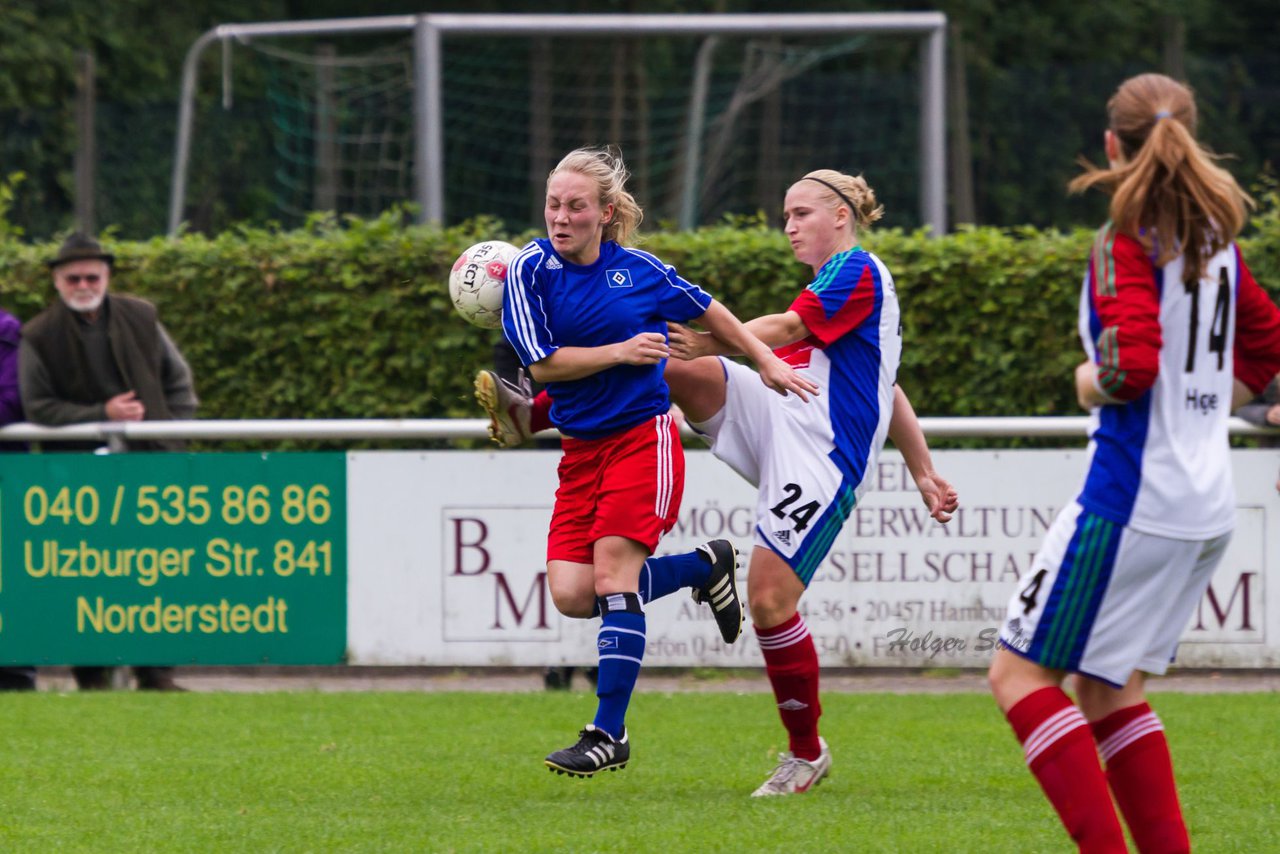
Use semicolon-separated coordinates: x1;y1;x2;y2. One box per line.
442;33;923;232
195;22;935;233
251;39;415;220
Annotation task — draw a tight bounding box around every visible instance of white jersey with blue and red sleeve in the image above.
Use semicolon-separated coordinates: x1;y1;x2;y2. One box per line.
688;245;900;584
1076;226;1280;539
501;238;713;440
778;246;902;491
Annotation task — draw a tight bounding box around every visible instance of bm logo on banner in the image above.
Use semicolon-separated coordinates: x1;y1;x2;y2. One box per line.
442;507;556;641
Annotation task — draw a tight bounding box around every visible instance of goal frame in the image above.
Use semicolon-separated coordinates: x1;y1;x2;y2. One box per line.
169;12;947;235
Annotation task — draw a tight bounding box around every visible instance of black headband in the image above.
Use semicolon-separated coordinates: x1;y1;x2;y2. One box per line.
802;176;859;218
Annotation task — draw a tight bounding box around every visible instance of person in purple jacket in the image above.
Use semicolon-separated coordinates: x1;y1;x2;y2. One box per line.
0;307;36;691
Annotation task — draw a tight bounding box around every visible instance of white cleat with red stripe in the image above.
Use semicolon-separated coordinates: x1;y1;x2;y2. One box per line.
474;369;533;448
751;737;831;797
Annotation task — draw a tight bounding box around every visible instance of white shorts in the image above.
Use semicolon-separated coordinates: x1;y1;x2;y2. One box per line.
691;358;877;585
998;501;1230;687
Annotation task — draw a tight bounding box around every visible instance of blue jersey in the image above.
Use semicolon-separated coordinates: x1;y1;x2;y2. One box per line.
502;239;713;439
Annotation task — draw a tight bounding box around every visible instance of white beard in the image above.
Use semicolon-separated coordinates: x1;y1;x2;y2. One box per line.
61;292;105;314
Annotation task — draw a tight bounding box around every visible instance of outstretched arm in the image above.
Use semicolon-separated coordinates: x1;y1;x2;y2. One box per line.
889;385;957;523
670;310;809;358
694;301;819;400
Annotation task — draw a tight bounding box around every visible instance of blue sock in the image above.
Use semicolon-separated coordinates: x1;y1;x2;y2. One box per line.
592;593;646;740
588;551;710;618
638;550;710;603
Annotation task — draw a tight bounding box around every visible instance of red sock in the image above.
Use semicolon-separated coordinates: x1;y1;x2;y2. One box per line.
1092;703;1189;854
531;391;552;434
1005;687;1127;853
756;613;822;760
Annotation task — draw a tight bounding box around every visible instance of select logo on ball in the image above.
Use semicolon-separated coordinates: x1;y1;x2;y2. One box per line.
448;240;518;329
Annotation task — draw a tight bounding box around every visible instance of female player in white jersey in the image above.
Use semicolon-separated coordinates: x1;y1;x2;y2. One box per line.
493;147;817;779
663;169;959;796
988;73;1280;852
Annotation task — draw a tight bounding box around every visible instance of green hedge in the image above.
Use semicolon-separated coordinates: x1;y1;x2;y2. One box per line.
2;207;1278;435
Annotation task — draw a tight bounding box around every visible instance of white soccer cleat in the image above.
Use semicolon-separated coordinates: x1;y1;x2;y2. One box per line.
474;368;534;448
751;737;831;797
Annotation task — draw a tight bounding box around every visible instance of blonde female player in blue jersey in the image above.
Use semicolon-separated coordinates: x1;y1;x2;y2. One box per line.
663;169;959;797
495;147;818;779
987;73;1280;852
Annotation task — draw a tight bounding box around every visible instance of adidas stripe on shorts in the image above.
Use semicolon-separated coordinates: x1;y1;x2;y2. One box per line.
692;358;864;587
546;414;683;563
998;501;1230;687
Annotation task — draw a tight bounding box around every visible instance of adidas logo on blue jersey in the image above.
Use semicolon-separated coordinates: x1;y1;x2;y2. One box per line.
546;256;562;269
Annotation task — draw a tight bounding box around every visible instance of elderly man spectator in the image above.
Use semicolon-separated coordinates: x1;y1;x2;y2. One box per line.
19;232;198;691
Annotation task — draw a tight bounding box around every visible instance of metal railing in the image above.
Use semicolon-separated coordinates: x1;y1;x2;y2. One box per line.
1;417;1274;447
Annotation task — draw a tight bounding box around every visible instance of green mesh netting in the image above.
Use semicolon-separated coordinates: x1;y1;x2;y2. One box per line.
249;32;924;232
256;38;414;220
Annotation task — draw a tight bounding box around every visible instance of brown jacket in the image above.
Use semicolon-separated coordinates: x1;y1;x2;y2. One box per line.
19;294;197;450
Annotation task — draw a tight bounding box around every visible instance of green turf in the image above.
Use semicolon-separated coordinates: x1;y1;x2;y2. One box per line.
0;690;1274;852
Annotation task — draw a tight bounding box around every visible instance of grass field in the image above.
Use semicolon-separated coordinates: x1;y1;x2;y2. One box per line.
1;689;1275;853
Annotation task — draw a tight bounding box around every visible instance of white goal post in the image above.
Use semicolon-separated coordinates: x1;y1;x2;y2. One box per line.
169;12;947;235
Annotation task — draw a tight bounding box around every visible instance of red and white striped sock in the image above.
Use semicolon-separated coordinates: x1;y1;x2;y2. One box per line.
1006;687;1127;853
756;613;822;761
1092;703;1189;854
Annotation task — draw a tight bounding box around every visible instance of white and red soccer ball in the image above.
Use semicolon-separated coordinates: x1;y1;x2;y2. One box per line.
449;240;518;329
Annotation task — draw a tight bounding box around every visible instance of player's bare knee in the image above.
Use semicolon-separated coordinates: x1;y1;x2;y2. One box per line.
665;358;725;421
986;650;1010;692
987;648;1053;711
1073;677;1116;720
549;585;595;619
591;557;626;592
546;570;596;618
1074;672;1145;720
664;358;695;398
746;587;792;629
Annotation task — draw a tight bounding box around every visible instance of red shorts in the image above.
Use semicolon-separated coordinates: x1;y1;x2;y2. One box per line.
546;414;684;564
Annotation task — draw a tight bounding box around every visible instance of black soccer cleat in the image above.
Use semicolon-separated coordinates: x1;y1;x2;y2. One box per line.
692;539;744;644
545;725;629;778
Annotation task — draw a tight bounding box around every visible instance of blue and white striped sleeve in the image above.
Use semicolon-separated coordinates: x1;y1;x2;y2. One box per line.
625;248;712;322
502;243;557;367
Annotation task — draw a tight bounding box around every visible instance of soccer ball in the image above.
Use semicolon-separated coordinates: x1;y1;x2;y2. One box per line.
449;240;518;329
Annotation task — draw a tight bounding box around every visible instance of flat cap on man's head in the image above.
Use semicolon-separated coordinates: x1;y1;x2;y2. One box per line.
48;232;114;270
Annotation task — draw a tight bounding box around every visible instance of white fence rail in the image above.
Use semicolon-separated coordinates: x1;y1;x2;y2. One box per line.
0;416;1275;444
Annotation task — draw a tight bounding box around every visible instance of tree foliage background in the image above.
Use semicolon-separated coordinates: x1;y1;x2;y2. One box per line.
0;0;1276;240
0;1;1278;429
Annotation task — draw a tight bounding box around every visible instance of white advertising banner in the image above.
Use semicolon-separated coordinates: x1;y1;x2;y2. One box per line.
346;449;1279;669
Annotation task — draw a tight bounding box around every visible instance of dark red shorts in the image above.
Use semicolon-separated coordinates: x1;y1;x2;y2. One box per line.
546;414;684;564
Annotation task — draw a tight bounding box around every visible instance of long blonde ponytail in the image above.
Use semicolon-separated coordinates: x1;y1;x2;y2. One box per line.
1069;73;1252;282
